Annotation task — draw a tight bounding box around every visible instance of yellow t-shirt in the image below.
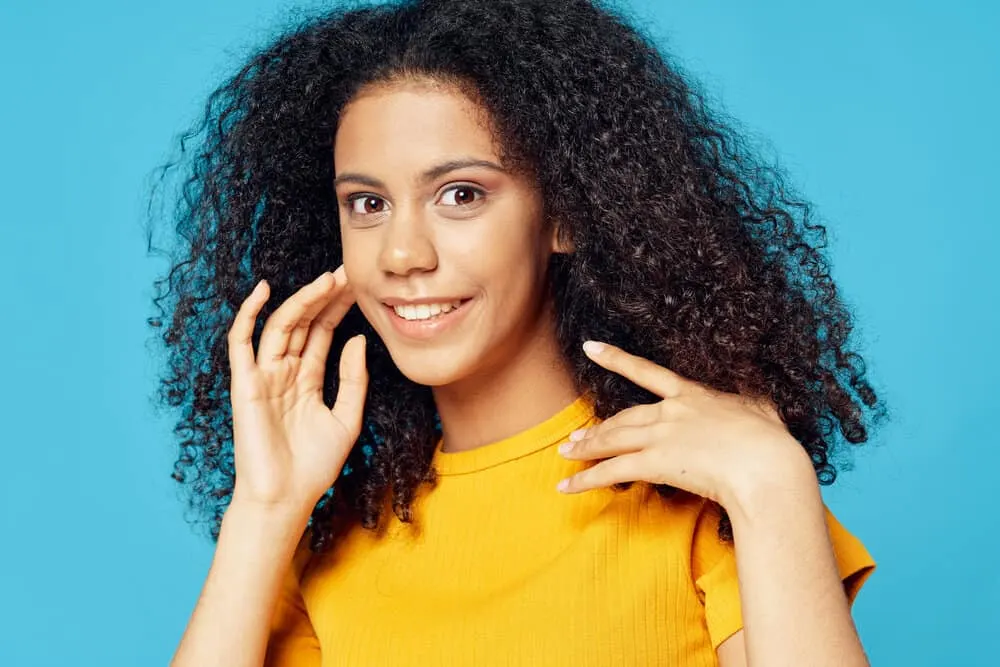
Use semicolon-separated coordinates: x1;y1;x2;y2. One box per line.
265;396;875;666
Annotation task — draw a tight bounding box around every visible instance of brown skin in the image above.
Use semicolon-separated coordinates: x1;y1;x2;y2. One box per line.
334;79;866;665
558;342;868;665
333;78;578;453
172;268;370;666
172;77;867;666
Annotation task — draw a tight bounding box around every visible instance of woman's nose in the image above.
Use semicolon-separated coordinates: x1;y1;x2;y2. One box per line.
377;206;438;276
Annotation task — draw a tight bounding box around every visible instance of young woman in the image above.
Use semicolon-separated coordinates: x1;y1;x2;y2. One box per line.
150;0;884;665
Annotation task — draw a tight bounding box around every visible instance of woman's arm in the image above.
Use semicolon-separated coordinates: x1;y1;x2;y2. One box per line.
557;342;872;665
171;269;367;667
171;501;311;667
716;453;868;667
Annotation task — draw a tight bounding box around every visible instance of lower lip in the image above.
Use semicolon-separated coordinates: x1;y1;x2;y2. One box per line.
383;299;474;340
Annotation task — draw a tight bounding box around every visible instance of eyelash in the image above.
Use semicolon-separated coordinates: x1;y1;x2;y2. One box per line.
343;185;486;218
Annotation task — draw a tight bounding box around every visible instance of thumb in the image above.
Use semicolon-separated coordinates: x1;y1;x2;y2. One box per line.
330;334;368;440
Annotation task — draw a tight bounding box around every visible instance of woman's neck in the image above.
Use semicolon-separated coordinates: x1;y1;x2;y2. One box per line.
432;321;579;454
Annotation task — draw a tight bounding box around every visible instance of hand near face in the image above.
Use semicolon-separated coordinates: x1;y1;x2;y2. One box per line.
557;341;814;509
226;266;368;514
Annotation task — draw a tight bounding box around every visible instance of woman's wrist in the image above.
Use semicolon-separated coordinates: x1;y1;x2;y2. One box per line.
720;438;821;525
222;495;314;544
229;484;317;522
171;488;314;666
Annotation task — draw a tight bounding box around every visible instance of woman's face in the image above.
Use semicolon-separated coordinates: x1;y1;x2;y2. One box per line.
334;79;566;388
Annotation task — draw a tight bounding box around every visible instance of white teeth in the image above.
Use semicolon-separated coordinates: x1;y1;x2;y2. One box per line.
392;300;464;321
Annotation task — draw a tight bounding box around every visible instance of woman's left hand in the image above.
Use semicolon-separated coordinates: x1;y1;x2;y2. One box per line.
556;341;815;509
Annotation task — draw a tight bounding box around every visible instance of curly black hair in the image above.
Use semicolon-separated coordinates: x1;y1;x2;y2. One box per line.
146;0;886;552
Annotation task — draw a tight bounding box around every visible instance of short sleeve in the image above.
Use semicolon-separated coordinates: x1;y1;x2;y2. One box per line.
264;535;322;667
691;500;876;650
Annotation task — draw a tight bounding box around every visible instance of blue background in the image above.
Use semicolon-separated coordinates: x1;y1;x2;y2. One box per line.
1;0;996;664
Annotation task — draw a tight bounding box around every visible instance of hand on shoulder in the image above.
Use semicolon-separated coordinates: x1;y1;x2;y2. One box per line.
556;340;817;511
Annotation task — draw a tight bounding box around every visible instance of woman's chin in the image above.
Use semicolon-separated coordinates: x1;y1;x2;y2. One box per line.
386;350;470;388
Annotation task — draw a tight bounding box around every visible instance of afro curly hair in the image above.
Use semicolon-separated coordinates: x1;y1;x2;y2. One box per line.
147;0;886;551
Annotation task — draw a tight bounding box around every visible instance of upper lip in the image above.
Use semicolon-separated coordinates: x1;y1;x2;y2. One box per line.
381;296;471;306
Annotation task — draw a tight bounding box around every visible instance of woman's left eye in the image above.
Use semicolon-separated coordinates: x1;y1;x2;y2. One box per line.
439;185;485;207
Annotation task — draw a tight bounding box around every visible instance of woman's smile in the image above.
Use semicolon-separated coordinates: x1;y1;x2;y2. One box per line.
381;296;476;341
335;82;567;389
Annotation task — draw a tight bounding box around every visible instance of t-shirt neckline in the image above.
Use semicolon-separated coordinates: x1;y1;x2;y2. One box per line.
433;395;595;475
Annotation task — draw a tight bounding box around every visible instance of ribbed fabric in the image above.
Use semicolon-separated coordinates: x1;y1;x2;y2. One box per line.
265;396;875;666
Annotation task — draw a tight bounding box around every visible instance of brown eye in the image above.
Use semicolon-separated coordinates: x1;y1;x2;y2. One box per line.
348;195;387;215
440;185;484;207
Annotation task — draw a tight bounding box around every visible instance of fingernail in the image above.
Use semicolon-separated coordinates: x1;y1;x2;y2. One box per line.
558;441;573;455
569;429;587;441
556;479;570;492
583;340;604;355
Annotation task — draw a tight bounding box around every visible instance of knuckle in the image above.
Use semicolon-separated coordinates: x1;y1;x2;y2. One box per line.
643;446;665;468
575;432;596;454
638;448;660;470
651;421;670;440
226;328;245;346
314;271;335;288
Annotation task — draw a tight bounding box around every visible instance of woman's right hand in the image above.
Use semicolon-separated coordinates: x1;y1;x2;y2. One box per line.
225;265;368;516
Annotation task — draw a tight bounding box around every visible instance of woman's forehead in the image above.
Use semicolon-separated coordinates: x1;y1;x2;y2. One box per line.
335;83;501;166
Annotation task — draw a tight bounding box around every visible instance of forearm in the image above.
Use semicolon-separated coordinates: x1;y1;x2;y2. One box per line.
725;453;868;667
171;501;311;667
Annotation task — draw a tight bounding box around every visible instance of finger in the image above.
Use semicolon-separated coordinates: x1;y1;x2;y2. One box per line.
560;424;656;461
258;271;338;365
556;451;649;494
330;334;369;440
227;280;269;375
299;277;358;384
568;402;661;444
583;341;684;398
287;321;311;360
288;268;349;357
563;403;659;454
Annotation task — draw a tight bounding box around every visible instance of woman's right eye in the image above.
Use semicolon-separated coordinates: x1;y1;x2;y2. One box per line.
346;195;388;216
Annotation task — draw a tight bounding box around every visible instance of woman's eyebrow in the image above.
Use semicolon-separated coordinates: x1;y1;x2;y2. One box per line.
333;158;506;189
